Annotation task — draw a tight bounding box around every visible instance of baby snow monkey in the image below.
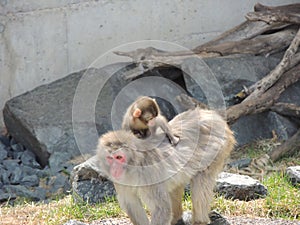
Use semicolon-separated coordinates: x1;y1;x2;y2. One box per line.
122;96;179;145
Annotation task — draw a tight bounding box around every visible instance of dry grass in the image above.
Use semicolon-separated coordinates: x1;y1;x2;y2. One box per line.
0;196;124;225
0;198;67;225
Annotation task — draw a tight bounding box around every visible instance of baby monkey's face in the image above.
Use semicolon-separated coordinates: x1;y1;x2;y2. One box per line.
141;111;155;123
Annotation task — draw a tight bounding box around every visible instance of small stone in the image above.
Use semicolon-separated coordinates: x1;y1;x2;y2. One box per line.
208;210;230;225
33;187;46;200
2;159;21;171
21;175;39;187
63;220;89;225
286;166;300;185
216;172;268;201
0;167;10;184
10;166;23;184
11;143;25;152
3;185;43;201
20;165;49;178
47;174;70;194
0;135;10;147
6;147;14;158
21;150;41;169
0;189;16;202
175;210;230;225
228;158;252;169
0;145;7;163
12;151;23;160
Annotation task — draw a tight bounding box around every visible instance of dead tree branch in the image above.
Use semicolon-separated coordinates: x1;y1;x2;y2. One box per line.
241;27;300;102
196;27;296;56
269;129;300;162
226;64;300;124
270;102;300;118
253;3;300;13
194;21;288;49
246;11;300;24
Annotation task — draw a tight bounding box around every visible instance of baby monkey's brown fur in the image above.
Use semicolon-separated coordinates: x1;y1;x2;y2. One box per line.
122;96;179;145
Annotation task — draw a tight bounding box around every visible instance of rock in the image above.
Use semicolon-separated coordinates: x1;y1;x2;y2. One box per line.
71;156;103;180
208;211;230;225
232;111;298;146
48;151;73;174
0;143;7;163
0;189;16;202
71;156;116;203
47;174;70;194
286;166;300;185
228;158;252;169
21;150;41;169
10;166;23;184
175;210;229;225
182;55;300;146
63;220;89;225
3;64;130;167
3;185;45;201
72;179;116;204
11;143;24;152
0;167;10;184
0;135;10;147
182;55;280;107
33;187;47;201
20;164;49;178
20;175;39;187
2;159;20;171
216;172;268;200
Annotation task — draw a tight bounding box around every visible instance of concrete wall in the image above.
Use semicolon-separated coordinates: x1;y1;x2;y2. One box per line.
0;0;299;127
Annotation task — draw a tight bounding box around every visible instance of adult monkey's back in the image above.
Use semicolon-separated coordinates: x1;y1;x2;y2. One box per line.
97;108;236;225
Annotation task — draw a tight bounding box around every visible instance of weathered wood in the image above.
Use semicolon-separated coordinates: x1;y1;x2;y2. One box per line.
246;11;300;24
269;129;300;162
115;27;296;75
196;27;296;56
226;64;300;124
270;102;300;118
243;27;300;102
194;21;288;49
114;47;220;70
254;3;300;14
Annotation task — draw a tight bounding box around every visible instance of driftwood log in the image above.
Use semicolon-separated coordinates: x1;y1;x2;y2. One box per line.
115;3;300;161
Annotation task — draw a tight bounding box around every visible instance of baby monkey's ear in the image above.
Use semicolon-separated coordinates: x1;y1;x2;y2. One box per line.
133;108;142;118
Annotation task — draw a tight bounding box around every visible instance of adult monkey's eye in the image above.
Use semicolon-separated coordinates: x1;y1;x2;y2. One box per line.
115;155;123;160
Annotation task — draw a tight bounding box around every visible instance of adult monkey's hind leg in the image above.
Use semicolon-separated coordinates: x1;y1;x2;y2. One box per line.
190;171;214;225
170;186;184;225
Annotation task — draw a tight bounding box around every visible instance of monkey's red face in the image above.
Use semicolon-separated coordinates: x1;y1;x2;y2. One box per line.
106;151;127;180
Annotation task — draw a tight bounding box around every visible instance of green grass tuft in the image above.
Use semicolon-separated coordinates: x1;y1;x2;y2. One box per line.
263;172;300;220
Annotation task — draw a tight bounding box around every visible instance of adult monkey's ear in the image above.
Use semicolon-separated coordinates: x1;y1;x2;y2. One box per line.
133;108;142;118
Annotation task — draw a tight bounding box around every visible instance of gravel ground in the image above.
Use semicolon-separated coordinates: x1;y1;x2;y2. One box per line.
227;216;300;225
87;217;300;225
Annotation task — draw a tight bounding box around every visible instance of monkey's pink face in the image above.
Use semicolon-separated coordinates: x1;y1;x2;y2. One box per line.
106;152;127;180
